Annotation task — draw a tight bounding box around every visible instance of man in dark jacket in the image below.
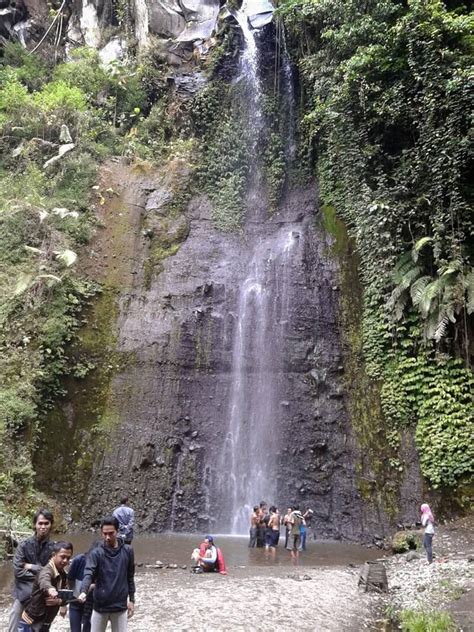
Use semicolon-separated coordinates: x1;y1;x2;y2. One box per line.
78;516;135;632
7;508;55;632
19;541;73;631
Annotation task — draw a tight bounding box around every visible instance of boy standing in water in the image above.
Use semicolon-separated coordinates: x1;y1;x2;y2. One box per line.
249;506;259;548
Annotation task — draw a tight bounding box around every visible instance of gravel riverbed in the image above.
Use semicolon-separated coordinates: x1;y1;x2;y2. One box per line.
0;517;472;631
1;565;379;632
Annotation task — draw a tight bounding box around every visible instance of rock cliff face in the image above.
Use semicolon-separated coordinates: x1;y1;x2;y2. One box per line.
1;0;273;58
35;158;418;541
24;0;423;540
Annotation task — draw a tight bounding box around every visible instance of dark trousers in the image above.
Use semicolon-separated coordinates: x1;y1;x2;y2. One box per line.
248;527;257;548
423;533;433;563
70;602;92;632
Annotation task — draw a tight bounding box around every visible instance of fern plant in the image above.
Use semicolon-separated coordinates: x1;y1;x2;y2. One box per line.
388;237;473;343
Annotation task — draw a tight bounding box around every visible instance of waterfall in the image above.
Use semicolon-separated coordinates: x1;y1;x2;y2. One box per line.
208;0;307;535
224;229;301;533
233;1;264;156
281;42;297;163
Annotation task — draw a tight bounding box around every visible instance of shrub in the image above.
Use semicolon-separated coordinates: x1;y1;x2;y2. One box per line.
33;80;87;113
0;389;37;432
399;609;456;632
53;47;109;101
0;72;31;113
392;530;421;554
1;42;49;90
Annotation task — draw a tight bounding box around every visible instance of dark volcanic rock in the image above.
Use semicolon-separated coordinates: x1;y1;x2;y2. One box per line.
54;167;389;540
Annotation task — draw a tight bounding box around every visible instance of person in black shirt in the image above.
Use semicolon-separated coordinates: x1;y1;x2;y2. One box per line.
7;508;55;632
78;516;135;632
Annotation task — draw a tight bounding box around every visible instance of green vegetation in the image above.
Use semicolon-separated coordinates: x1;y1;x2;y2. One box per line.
0;503;31;558
1;0;472;536
322;204;401;514
0;42;167;525
391;530;421;554
191;81;250;230
280;0;473;497
399;609;457;632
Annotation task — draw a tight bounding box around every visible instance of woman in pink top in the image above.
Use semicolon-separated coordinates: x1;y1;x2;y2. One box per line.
420;503;435;563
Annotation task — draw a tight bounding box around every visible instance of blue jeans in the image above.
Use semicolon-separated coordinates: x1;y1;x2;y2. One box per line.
70;603;92;632
423;533;433;563
17;621;49;632
300;527;307;551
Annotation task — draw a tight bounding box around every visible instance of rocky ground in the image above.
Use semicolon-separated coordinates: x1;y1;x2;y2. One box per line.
378;515;474;631
1;565;379;631
0;517;472;631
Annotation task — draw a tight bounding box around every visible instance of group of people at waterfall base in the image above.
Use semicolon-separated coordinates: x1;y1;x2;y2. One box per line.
249;502;314;560
6;500;435;632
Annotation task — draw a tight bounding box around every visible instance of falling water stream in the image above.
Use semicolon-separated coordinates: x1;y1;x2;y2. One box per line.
225;229;301;533
217;2;305;534
233;0;264;151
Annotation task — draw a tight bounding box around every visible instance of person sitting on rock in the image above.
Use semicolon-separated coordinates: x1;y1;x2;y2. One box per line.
191;536;227;574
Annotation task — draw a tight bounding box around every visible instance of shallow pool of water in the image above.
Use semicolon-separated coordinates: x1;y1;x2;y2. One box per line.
0;532;386;605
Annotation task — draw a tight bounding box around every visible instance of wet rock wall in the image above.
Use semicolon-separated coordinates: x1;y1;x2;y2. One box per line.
34;159;407;541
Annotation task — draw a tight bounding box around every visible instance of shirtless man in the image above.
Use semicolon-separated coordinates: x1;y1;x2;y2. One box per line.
266;506;281;553
249;506;259;548
256;502;268;548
